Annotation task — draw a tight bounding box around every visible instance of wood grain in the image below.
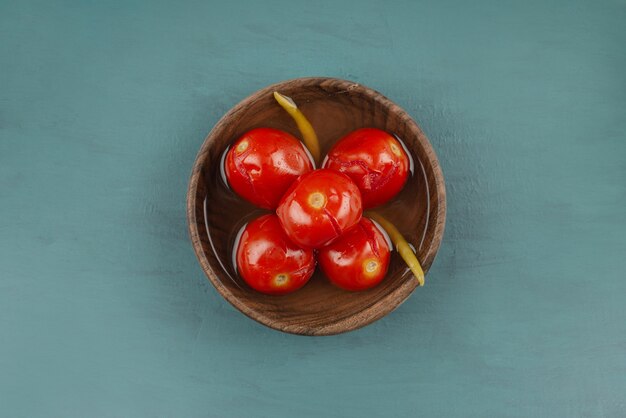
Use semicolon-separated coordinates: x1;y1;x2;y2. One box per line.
187;77;446;335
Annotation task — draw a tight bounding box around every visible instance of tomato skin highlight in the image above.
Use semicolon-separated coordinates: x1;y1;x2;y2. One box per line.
225;127;313;209
323;128;410;208
276;169;363;249
318;218;391;291
235;214;315;295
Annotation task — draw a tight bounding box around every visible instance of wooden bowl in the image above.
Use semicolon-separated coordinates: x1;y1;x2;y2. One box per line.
187;77;446;335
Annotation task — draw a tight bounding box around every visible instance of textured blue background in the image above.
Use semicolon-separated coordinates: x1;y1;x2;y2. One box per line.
1;0;625;416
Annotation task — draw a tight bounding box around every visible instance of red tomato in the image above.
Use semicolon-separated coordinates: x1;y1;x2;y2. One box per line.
225;127;313;209
276;169;362;249
318;218;391;291
235;214;315;295
323;128;410;208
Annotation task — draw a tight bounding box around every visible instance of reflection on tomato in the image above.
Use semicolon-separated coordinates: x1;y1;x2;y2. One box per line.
225;127;313;209
235;214;315;295
276;169;362;249
318;218;391;291
323;128;410;208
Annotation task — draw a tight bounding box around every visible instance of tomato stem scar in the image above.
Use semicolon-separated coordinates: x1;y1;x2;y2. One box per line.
363;258;381;278
389;141;402;157
236;140;249;153
307;192;326;209
274;273;290;287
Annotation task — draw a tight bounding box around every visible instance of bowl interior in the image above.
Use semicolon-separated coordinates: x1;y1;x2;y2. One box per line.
187;78;445;335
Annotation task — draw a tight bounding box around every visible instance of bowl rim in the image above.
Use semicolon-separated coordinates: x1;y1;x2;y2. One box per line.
187;77;446;336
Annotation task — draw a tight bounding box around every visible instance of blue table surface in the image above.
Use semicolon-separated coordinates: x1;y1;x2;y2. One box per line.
2;0;625;416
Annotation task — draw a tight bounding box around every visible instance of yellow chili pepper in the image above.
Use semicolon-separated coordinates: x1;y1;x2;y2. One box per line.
366;211;425;286
273;92;423;286
273;91;321;164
